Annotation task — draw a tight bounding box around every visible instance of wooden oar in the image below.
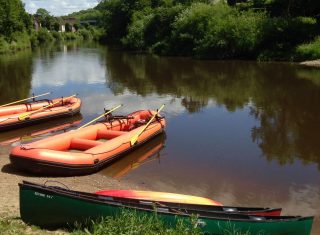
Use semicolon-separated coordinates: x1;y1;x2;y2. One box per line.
78;104;123;129
130;104;165;146
0;92;51;107
18;94;76;121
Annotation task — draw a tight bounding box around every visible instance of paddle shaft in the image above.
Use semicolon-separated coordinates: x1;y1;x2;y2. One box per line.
130;104;165;146
18;94;76;121
0;92;51;107
78;104;123;129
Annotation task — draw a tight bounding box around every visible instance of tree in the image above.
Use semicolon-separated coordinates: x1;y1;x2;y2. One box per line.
35;8;51;29
53;22;60;31
36;8;50;18
252;0;320;17
0;0;31;38
65;23;72;32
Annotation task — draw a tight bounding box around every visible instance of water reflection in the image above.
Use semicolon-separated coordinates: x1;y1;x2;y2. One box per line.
0;51;33;104
0;114;82;146
100;134;166;179
105;49;320;167
31;43;107;88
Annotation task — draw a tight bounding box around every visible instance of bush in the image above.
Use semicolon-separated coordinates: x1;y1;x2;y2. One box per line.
172;2;216;56
0;36;10;53
51;31;63;41
258;16;318;60
78;29;92;40
0;31;31;53
63;32;82;40
122;4;185;53
295;37;320;61
36;28;54;43
173;2;266;59
9;31;31;51
121;9;153;50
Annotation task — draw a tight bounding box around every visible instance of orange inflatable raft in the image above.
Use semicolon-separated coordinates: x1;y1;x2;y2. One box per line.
0;96;81;131
10;110;165;176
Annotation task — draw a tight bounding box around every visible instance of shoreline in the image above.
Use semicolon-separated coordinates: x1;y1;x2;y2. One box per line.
0;145;146;218
300;59;320;68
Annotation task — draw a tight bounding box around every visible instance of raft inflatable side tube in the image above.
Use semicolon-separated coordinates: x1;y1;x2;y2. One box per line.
10;110;166;176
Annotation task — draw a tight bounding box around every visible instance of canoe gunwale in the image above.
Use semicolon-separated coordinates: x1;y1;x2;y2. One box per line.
19;181;314;224
21;181;282;216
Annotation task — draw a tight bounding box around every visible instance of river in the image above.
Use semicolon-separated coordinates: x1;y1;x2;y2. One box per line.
0;42;319;234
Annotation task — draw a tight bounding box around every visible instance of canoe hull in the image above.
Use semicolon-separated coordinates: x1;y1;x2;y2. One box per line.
19;182;313;235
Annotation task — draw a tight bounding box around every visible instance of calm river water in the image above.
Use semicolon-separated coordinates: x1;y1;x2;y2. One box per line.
0;43;319;234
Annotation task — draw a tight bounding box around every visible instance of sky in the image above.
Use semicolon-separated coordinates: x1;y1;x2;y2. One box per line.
22;0;99;16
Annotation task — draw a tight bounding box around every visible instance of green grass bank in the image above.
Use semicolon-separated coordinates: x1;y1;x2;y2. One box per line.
0;211;206;235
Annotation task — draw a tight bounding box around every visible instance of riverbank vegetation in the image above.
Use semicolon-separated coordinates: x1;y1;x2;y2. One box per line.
97;0;320;61
2;0;320;61
0;0;104;54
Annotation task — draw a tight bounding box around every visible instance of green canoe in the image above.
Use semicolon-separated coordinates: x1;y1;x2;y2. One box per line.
19;181;314;235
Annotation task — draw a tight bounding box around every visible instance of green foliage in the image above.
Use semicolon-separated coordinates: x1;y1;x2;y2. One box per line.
63;32;80;40
100;0;151;42
0;36;10;53
174;3;265;58
172;2;217;56
251;0;320;17
71;210;201;235
68;8;103;26
65;23;73;32
257;16;318;61
78;29;92;40
53;22;60;32
36;8;50;18
51;31;63;41
96;0;320;60
0;32;31;53
122;4;186;53
36;28;54;43
295;37;320;61
121;9;153;50
0;0;31;38
145;5;186;53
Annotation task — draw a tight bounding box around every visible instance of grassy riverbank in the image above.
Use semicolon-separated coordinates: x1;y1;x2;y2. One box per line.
2;0;320;61
0;0;103;54
0;212;202;235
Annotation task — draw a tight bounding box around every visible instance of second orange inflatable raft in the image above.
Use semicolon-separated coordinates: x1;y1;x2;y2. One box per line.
10;110;165;176
0;96;81;131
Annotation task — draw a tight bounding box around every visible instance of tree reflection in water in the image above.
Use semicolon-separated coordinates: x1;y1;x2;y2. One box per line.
105;49;320;167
